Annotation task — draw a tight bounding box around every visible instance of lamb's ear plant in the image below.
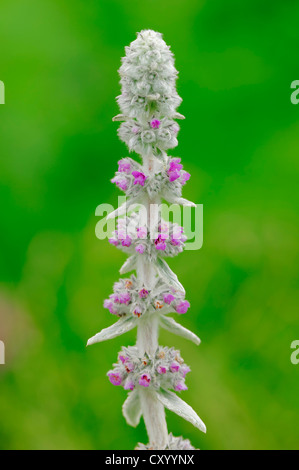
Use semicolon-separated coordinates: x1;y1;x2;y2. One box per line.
87;30;206;450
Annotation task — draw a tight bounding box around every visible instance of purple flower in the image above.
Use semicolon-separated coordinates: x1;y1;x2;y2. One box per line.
157;365;167;374
175;300;190;314
168;169;181;182
132;171;147;186
169;158;183;172
125;362;135;373
109;237;119;247
171;228;186;246
119;292;131;305
139;288;149;299
173;226;184;235
107;371;122;386
159;222;169;234
170;235;181;246
155;236;167;251
132;127;139;135
159;232;169;241
124;380;135;391
111;177;128;191
104;299;117;315
137;226;147;239
118;159;131;174
150;119;161;129
167;158;183;182
110;293;120;303
135;244;145;254
139;373;151;387
174;381;188;392
163;294;175;304
121;235;132;247
170;361;180;373
180;171;191;185
118;354;128;364
181;365;191;378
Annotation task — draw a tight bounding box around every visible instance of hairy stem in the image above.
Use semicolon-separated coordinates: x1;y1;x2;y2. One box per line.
136;154;168;448
139;388;168;449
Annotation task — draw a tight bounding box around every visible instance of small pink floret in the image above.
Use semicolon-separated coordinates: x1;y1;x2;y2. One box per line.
118;159;131;174
107;371;122;386
181;172;191;185
137;226;147;239
150;119;161;129
121;235;132;247
163;294;175;304
109;238;119;246
155;236;167;251
104;299;117;315
174;381;188;392
119;292;131;305
118;355;128;364
157;365;167;374
139;288;149;299
139;373;151;387
132;171;147;187
175;300;190;314
170;361;180;373
124;380;135;391
135;244;145;254
181;366;191;378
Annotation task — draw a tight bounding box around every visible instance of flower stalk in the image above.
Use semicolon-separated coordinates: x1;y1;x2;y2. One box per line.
87;30;206;450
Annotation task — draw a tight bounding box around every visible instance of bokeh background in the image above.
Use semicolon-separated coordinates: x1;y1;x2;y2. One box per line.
0;0;299;450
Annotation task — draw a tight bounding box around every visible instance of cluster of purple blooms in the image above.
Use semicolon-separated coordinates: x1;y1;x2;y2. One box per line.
103;275;190;318
111;157;147;193
111;155;190;199
167;158;190;184
109;217;187;258
107;346;190;393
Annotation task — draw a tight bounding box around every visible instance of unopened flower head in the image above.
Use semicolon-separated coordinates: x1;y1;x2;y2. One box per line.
117;30;182;122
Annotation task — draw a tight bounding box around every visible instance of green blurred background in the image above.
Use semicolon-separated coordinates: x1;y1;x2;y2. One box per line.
0;0;299;450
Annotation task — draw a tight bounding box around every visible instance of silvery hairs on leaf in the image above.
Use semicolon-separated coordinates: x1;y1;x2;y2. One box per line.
87;30;206;450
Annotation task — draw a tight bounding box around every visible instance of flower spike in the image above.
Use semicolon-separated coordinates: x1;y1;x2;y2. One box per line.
87;30;205;450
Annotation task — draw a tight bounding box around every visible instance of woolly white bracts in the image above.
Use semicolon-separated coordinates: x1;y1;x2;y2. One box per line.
118;118;179;155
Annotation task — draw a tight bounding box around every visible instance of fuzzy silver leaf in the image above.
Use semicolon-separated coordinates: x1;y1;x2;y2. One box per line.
86;316;137;346
157;388;206;433
155;258;185;294
159;315;201;345
122;390;142;427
